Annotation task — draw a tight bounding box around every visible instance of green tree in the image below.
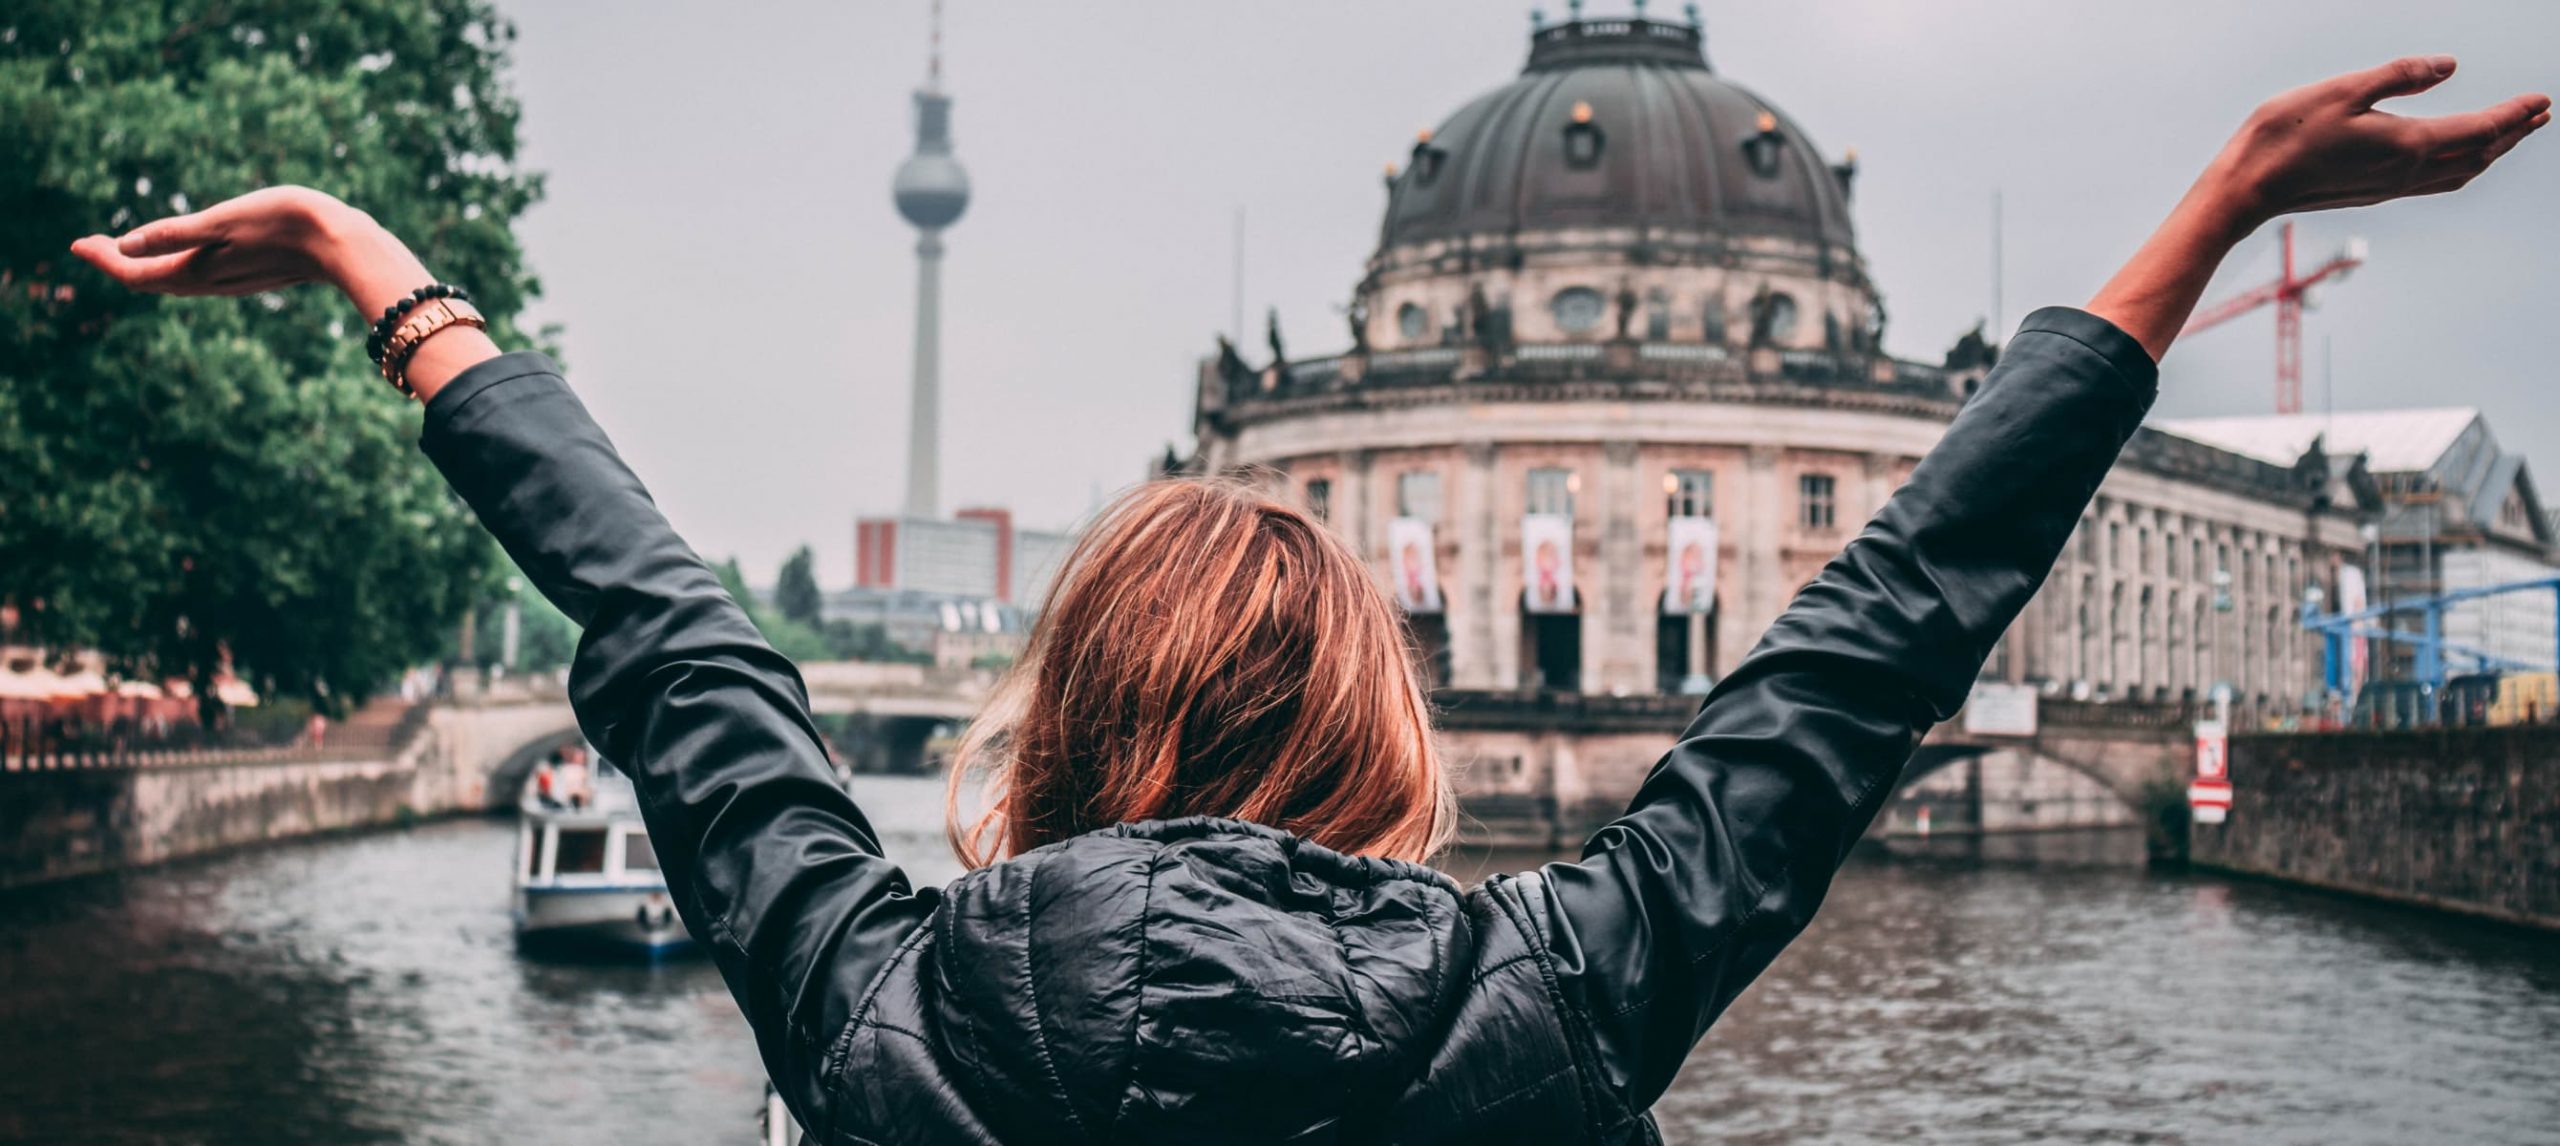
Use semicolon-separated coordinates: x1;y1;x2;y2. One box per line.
0;1;545;715
774;543;824;628
713;557;834;667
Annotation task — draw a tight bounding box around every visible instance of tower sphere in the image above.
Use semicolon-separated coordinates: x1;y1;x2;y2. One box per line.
895;150;970;230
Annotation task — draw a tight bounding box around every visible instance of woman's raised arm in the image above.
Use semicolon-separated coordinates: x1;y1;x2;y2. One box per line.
73;190;935;1133
1529;58;2546;1114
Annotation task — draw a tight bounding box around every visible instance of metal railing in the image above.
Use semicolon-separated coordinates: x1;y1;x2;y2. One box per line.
0;701;433;773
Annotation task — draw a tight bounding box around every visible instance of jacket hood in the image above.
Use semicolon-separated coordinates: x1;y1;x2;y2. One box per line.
918;817;1477;1142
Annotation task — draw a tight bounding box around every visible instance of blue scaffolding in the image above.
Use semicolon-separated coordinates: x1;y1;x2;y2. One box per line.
2300;575;2560;696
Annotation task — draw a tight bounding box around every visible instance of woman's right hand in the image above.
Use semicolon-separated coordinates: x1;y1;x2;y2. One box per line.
2212;56;2547;230
2089;56;2545;362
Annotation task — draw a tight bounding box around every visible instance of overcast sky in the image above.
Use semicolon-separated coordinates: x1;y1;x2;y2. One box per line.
495;1;2559;585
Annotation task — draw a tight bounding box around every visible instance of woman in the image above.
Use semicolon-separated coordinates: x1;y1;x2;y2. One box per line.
74;60;2543;1143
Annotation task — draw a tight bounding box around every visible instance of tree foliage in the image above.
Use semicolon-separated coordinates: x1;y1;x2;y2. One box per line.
0;1;545;714
774;544;823;628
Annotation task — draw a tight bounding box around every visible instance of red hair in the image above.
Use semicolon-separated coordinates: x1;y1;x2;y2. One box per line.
949;478;1453;867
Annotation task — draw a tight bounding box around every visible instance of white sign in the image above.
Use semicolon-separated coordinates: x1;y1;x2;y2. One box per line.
1520;514;1575;613
1664;516;1719;614
1388;517;1442;614
2193;719;2228;781
1963;682;2040;737
2191;719;2231;824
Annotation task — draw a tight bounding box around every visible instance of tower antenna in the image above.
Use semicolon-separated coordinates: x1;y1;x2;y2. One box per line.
1989;189;2004;338
928;0;943;83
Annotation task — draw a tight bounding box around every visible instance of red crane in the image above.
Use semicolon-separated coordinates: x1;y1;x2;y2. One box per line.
2181;221;2366;414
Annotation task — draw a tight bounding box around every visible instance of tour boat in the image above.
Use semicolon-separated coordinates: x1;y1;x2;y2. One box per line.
513;754;692;957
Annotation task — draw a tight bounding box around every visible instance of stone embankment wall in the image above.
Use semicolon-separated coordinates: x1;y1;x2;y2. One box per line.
0;701;576;890
2191;727;2559;930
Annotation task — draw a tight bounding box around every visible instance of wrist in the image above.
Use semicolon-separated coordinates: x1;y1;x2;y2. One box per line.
2187;150;2271;248
311;204;434;318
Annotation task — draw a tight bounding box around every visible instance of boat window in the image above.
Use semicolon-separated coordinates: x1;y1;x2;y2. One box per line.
554;828;609;875
621;830;660;873
522;828;541;879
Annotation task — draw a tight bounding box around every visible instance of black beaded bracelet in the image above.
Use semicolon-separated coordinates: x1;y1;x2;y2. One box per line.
365;283;473;366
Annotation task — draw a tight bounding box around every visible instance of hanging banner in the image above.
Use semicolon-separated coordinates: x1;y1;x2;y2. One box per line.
1388;517;1443;614
1520;514;1576;613
2190;719;2232;824
2335;564;2369;694
1664;516;1719;614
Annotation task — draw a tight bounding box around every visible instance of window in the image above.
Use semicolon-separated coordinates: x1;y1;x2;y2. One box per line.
1645;287;1672;341
1702;296;1728;344
1551;287;1606;334
2139;527;2152;575
1665;469;1714;518
1800;473;1836;530
1527;467;1576;516
2078;521;2097;564
2166;533;2180;578
1397;470;1443;522
1763;292;1800;342
2109;523;2123;568
1304;478;1332;524
2192;538;2205;582
1562;103;1605;168
621;829;659;872
1396;302;1429;340
554;828;608;876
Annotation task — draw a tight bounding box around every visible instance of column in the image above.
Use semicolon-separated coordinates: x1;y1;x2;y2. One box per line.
1452;441;1502;689
1731;444;1784;671
1595;440;1641;695
1339;448;1373;560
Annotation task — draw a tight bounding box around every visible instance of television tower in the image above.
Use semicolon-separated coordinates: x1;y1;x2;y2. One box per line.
893;0;969;518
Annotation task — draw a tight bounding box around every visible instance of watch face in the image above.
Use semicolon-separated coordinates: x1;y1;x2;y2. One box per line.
1397;302;1430;339
1552;286;1606;334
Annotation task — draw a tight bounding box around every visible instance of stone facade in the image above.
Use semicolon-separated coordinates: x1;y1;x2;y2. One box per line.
2192;728;2560;930
1185;15;2380;839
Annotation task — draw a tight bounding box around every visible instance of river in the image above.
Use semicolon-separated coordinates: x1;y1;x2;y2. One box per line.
1;775;2554;1144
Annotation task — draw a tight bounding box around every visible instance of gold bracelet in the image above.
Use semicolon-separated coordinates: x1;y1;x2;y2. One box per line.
380;297;488;397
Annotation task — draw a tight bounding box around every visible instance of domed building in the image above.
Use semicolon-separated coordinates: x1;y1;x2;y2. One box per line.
1183;12;2533;844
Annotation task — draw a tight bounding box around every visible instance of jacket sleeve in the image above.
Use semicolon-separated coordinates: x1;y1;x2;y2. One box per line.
1532;307;2158;1112
420;352;933;1128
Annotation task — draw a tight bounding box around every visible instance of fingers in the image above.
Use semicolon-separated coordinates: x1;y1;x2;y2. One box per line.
2335;54;2457;108
2406;104;2548;196
2412;92;2554;156
115;209;228;258
70;235;212;294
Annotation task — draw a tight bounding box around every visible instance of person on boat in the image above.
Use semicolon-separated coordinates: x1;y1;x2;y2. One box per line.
531;749;562;810
557;743;594;810
72;60;2543;1144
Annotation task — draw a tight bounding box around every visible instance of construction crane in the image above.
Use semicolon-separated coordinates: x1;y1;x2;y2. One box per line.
2181;221;2367;414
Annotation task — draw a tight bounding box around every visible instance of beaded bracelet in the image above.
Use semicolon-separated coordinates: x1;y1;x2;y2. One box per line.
366;283;473;368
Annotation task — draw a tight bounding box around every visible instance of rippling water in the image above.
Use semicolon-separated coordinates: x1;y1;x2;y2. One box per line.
1;776;2553;1144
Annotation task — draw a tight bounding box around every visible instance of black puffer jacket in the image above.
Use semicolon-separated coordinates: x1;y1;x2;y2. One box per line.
422;307;2156;1143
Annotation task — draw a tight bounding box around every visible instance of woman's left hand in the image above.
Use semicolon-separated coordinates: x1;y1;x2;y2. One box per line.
71;186;493;399
70;186;368;298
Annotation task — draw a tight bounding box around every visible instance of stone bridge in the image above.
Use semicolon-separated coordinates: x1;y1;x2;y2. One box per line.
450;662;995;796
1915;697;2198;812
1439;690;2199;849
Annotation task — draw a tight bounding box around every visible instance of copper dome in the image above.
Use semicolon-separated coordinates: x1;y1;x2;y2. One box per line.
1379;18;1855;254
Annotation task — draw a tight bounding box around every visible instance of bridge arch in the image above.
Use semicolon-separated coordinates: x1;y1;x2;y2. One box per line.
484;724;588;809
